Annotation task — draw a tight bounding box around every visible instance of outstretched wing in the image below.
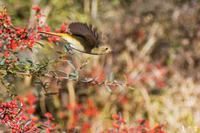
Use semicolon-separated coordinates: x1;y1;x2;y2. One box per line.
68;22;101;48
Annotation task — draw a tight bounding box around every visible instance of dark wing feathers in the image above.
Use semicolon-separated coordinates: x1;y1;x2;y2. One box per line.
68;22;101;47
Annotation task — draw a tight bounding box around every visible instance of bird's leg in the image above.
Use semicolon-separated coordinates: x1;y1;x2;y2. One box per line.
64;43;74;55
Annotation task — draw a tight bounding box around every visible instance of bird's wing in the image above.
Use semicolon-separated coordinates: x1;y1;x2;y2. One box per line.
68;22;101;48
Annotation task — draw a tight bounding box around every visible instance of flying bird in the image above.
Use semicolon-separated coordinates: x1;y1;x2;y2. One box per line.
39;22;111;55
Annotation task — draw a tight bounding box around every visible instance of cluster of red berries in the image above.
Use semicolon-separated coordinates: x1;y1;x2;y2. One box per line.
0;95;58;132
107;114;165;133
0;8;41;63
65;99;99;131
0;7;69;64
0;100;38;132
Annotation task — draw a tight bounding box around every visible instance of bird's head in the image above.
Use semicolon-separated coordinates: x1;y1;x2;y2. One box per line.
91;45;112;55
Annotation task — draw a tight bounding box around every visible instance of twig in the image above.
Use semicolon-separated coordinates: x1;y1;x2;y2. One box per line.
140;23;160;57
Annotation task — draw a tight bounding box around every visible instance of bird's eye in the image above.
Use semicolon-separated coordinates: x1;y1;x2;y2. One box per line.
105;47;108;50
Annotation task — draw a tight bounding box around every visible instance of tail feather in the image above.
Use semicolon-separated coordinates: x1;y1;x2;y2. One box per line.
39;31;63;37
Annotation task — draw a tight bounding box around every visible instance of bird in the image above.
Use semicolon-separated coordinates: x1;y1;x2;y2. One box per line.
38;22;111;55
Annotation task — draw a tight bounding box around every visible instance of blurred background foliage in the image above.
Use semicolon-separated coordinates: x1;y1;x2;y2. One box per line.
1;0;200;132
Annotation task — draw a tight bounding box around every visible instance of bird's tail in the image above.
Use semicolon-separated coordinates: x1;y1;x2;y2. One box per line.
38;31;64;37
